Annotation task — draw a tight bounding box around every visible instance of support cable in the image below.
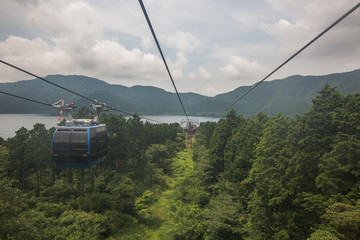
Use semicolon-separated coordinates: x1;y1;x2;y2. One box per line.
138;0;190;124
0;60;97;104
214;2;360;118
0;90;53;107
0;90;164;124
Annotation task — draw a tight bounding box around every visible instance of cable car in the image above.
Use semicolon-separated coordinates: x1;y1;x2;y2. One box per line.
51;124;108;167
51;100;111;167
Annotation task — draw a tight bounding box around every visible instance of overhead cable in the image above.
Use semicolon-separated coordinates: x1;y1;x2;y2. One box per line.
214;2;360;118
0;60;97;104
138;0;190;124
0;90;53;107
0;60;165;124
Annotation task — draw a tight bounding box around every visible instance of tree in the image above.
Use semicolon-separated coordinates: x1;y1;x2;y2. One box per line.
309;201;360;240
0;179;28;239
246;114;295;239
26;123;52;195
316;133;360;198
101;114;129;172
208;110;244;180
204;177;245;240
224;112;269;185
7;127;29;187
146;144;172;173
0;145;9;178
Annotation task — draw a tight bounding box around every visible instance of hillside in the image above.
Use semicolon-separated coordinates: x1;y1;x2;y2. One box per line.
0;69;360;117
190;69;360;117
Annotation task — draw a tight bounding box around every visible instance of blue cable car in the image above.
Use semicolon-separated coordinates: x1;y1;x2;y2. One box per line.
51;124;108;167
51;100;111;168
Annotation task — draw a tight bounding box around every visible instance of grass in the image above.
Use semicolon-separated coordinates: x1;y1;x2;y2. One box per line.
111;148;194;240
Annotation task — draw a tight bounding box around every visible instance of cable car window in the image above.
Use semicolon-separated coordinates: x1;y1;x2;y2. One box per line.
52;129;71;155
71;129;88;156
97;126;107;153
90;128;98;162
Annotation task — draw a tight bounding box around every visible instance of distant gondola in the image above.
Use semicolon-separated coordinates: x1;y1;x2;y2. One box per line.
51;100;110;168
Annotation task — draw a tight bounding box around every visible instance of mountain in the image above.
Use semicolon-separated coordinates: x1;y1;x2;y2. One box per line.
0;69;360;117
210;69;360;117
0;74;207;115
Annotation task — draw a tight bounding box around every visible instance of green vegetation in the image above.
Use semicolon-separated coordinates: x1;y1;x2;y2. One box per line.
0;113;185;239
181;84;360;239
1;84;360;239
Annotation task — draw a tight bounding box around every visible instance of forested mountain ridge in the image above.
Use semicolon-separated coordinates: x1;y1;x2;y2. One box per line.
0;75;207;115
0;69;360;116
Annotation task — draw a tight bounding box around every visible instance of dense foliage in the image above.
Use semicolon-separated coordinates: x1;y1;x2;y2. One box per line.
164;85;360;240
0;113;185;239
1;84;360;239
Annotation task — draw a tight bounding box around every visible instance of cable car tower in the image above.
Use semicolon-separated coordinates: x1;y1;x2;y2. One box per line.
181;119;199;148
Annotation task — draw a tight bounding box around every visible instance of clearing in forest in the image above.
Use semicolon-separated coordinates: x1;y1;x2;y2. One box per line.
115;148;194;239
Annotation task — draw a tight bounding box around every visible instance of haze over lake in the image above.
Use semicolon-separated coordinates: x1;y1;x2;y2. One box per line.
0;114;219;139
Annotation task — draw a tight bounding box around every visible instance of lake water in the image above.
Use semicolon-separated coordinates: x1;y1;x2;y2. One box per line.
0;114;219;139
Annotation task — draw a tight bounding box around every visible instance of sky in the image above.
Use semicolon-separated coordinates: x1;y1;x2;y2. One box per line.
0;0;359;96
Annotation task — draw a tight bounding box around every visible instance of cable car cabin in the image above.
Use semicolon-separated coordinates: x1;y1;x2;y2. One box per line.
51;125;108;167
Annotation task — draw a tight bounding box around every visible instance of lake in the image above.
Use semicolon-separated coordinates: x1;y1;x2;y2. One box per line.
0;114;220;139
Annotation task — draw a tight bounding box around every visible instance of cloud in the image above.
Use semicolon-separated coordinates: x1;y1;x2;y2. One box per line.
265;0;360;47
1;0;359;96
220;55;267;81
0;35;70;76
26;1;102;39
169;52;189;79
0;0;170;86
141;36;153;50
198;67;211;79
166;31;202;53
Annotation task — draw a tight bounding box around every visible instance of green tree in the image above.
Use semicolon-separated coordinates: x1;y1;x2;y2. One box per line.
146;144;172;173
309;201;360;240
7;127;29;187
204;177;245;240
26;123;52;195
247;114;295;239
0;179;28;239
208;110;244;181
316;133;360;199
101;114;130;172
224;112;269;189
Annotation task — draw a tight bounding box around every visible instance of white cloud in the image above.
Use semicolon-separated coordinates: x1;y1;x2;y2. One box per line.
220;56;267;81
265;0;360;46
198;67;211;79
0;0;169;86
169;52;189;79
26;0;102;40
166;31;202;53
262;18;308;46
0;35;70;76
141;37;153;50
